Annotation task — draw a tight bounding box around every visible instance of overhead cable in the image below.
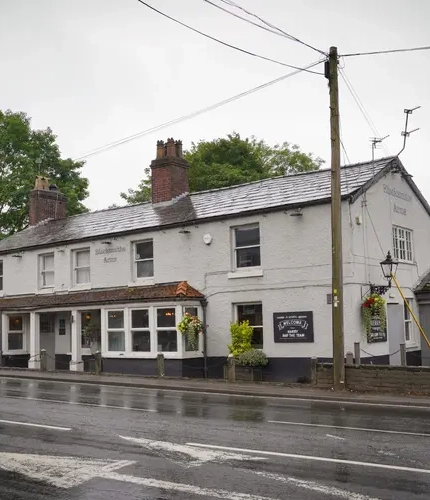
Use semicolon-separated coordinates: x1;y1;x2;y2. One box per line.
136;0;323;74
341;45;430;57
73;59;324;161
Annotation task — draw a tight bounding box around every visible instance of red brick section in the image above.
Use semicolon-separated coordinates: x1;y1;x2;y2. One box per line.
0;282;204;311
29;179;67;226
151;138;190;204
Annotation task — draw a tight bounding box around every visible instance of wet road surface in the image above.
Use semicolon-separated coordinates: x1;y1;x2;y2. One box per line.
0;377;430;499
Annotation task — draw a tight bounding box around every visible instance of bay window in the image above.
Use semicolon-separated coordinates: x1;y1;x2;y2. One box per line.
131;309;150;351
156;308;177;352
107;310;125;351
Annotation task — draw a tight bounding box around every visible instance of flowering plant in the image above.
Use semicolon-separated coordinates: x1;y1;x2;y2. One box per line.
177;313;204;351
361;293;386;337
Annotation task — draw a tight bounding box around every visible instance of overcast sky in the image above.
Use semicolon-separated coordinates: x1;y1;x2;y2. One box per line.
1;0;429;210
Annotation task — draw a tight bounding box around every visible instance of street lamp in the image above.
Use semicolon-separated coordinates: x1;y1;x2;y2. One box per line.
370;251;398;295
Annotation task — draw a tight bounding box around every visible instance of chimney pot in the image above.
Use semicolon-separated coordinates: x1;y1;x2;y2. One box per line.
166;138;176;156
156;140;165;159
175;140;183;158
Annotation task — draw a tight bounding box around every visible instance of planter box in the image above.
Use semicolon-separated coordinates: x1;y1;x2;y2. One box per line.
235;365;263;382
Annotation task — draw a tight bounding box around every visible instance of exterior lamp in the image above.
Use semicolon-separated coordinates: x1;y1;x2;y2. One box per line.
370;251;398;295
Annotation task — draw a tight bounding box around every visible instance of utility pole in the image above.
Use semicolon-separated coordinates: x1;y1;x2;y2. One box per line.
325;46;345;391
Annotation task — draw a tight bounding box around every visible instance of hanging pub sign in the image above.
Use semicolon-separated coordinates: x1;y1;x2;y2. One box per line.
367;316;387;343
273;311;314;343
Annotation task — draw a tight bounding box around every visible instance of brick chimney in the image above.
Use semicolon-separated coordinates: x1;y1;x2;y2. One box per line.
150;138;190;204
29;176;67;226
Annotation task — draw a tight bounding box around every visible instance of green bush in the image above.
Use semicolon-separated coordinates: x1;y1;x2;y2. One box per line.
236;349;268;367
228;321;253;357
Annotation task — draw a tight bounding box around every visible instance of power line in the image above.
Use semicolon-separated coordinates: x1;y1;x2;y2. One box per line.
341;45;430;57
208;0;327;57
73;59;324;161
339;68;390;156
136;0;323;75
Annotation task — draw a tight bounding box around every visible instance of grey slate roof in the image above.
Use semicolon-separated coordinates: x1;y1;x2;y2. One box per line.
0;156;412;253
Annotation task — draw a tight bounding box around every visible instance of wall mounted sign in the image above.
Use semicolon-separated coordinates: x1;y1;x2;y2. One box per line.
273;311;314;343
367;316;387;343
95;246;126;256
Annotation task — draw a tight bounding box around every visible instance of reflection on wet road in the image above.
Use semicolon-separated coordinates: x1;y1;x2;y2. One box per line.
1;377;430;499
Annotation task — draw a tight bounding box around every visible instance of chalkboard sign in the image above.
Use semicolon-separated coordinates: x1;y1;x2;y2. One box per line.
367;316;387;343
273;311;314;343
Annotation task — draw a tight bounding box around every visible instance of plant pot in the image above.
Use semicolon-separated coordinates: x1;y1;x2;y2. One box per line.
235;365;263;382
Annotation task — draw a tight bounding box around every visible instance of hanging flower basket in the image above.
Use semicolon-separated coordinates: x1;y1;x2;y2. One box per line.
177;313;204;351
361;293;386;339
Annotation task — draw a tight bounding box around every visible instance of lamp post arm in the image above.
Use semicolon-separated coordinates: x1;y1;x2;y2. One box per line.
391;273;430;348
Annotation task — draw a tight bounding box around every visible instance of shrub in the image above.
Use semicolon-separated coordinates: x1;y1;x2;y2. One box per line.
236;349;268;367
228;320;253;357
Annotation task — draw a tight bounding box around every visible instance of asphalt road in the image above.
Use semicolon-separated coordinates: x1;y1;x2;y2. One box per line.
1;378;430;499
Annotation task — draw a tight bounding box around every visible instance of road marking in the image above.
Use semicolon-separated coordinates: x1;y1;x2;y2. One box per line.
268;420;430;437
0;452;277;499
0;419;71;431
252;470;380;500
326;434;345;441
3;376;430;409
119;435;263;467
101;472;278;500
186;443;430;475
0;452;134;488
3;395;155;413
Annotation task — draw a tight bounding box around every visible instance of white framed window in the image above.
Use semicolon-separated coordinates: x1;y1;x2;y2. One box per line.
40;253;54;288
233;224;261;269
8;315;24;351
74;249;90;285
0;260;3;291
236;303;263;349
404;299;413;342
134;240;154;278
156;307;177;352
393;226;413;262
107;310;125;351
130;309;150;352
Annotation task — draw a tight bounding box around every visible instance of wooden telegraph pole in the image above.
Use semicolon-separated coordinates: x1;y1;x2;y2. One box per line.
326;46;345;390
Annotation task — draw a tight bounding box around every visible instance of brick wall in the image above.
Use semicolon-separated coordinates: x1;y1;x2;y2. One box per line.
29;189;67;225
315;362;430;394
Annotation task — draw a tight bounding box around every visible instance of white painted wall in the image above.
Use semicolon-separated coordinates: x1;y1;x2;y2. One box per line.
1;169;430;359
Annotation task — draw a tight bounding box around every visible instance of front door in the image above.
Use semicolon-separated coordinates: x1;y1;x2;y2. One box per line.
40;313;56;370
387;303;404;366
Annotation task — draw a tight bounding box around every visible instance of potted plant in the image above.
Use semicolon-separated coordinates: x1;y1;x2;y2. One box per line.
177;312;204;351
226;321;268;381
362;293;387;340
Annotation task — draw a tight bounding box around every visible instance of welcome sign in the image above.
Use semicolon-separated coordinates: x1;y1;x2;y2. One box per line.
273;311;314;343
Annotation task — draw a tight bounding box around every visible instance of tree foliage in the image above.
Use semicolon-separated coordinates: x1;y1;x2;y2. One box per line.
0;110;89;238
121;132;324;204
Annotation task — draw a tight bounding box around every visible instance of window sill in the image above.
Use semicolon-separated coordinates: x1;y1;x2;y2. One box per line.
228;268;263;279
128;278;155;287
4;350;27;355
37;287;55;295
406;342;419;350
69;284;92;292
102;351;181;358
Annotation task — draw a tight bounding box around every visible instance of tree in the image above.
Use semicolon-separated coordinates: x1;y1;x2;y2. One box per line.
0;110;89;238
121;132;324;204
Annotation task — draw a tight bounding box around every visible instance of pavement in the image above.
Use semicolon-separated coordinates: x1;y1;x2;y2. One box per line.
2;367;430;407
1;376;430;499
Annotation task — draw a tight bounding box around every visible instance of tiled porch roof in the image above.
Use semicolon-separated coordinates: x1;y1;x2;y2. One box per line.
0;281;204;311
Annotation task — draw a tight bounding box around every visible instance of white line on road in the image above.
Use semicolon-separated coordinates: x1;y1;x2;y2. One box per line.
268;420;430;437
187;442;430;475
3;395;156;413
101;472;279;500
0;419;71;431
326;434;346;441
252;470;380;500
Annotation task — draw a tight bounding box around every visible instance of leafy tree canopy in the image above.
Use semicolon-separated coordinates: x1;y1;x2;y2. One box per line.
0;110;89;238
121;132;324;204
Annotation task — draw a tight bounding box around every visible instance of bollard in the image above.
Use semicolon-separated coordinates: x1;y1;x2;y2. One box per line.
310;357;317;385
40;349;47;372
354;342;361;366
346;351;354;366
400;343;406;366
227;354;236;382
94;352;102;375
157;353;165;377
